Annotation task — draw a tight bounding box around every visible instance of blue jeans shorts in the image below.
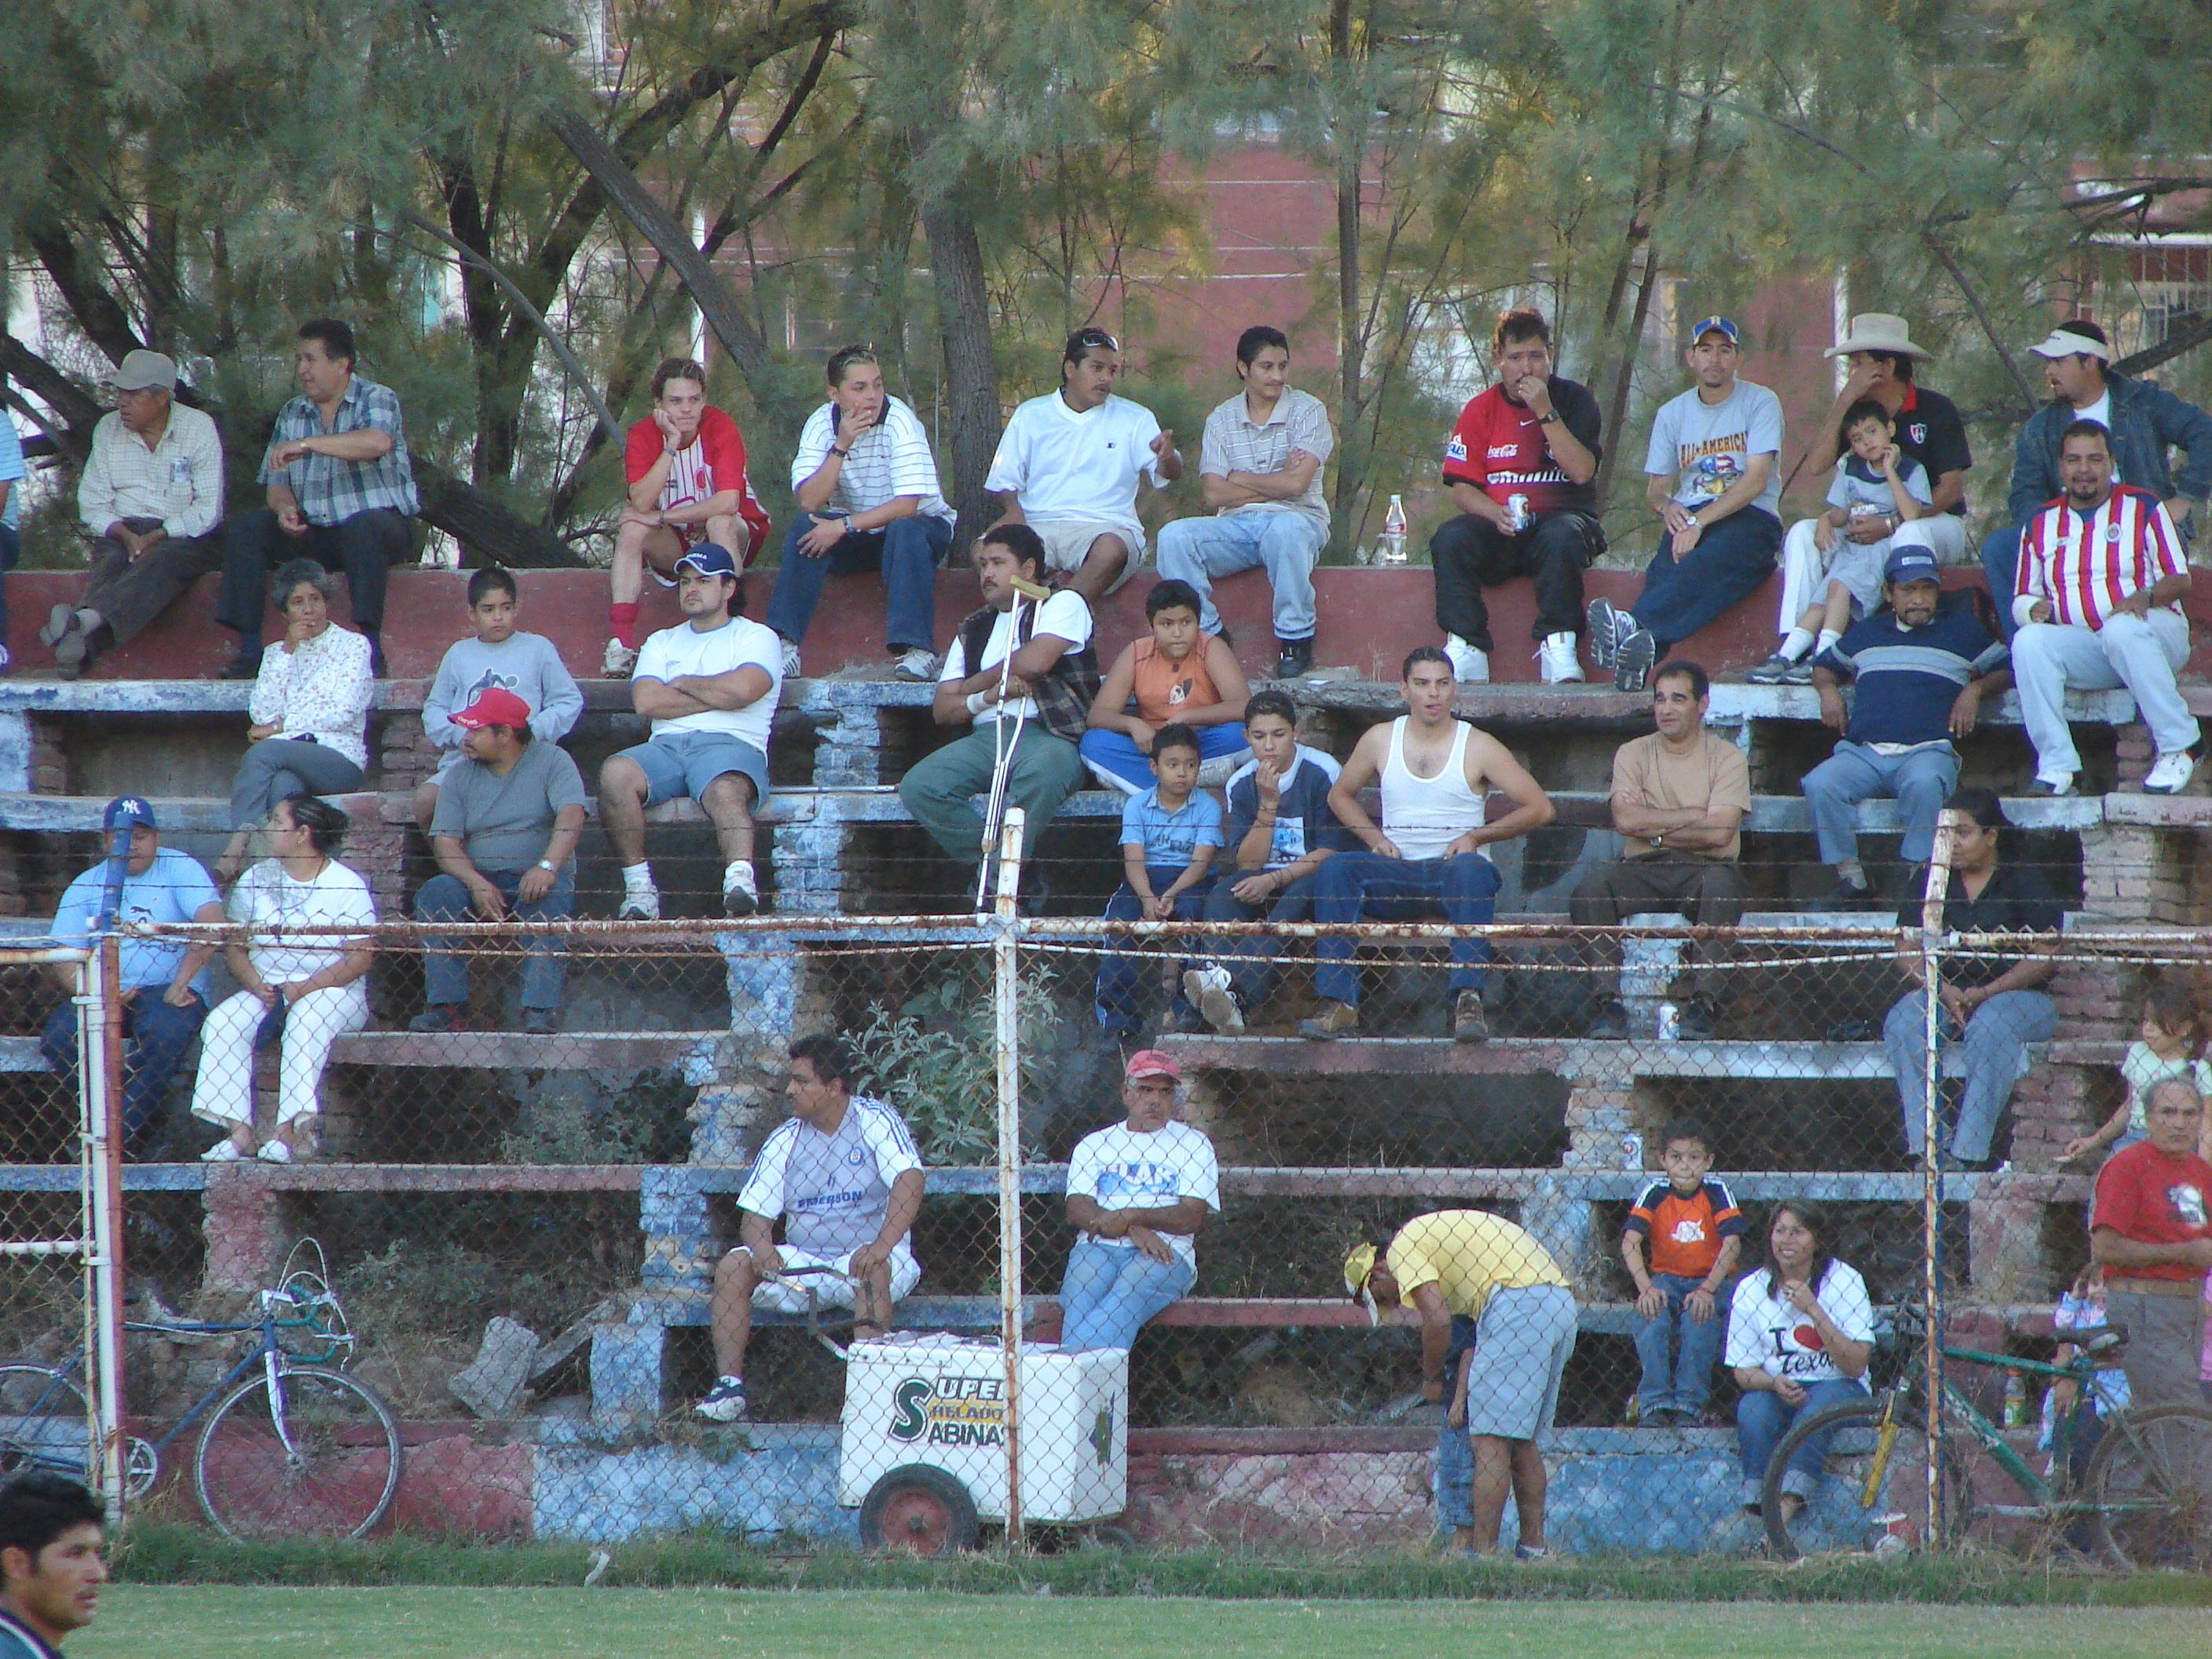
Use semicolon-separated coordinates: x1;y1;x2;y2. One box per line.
620;731;772;808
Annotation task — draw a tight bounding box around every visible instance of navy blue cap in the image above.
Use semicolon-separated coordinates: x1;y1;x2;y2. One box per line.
1884;546;1941;584
1689;316;1740;346
103;795;156;833
673;544;739;580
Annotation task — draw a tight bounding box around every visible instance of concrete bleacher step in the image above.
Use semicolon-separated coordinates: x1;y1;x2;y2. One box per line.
1152;1034;2027;1082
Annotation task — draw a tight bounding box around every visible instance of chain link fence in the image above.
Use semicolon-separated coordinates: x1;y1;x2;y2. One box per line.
0;893;2204;1564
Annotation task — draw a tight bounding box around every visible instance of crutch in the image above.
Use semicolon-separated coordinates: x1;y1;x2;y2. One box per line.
974;575;1055;911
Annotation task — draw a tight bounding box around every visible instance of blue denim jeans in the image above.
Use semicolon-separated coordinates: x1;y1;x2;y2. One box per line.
1628;507;1783;651
764;512;952;654
1058;1236;1195;1350
1199;868;1323;1010
1979;523;2023;641
42;988;205;1142
1079;722;1249;795
1737;1376;1871;1505
1096;868;1214;1031
1433;1313;1478;1531
1802;741;1959;865
1312;851;1502;1005
1153;510;1324;642
1630;1271;1729;1416
414;868;576;1012
1884;986;2056;1162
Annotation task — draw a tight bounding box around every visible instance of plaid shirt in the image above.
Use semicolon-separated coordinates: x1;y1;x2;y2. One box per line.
1196;386;1334;529
259;375;419;524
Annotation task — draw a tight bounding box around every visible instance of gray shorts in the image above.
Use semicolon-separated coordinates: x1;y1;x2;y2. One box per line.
1463;1283;1577;1443
619;731;772;809
1824;540;1889;618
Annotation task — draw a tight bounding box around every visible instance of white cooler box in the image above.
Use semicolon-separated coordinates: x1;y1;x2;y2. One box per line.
838;1336;1127;1524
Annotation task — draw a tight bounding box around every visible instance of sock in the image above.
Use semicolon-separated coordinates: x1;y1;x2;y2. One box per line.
1834;857;1866;889
609;602;639;648
1779;627;1815;661
622;862;655;892
1815;628;1842;657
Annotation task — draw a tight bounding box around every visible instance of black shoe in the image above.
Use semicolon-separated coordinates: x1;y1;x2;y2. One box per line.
1822;877;1873;910
368;638;388;678
1212;624;1236;650
522;1009;560;1036
219;654;262;680
1275;637;1314;679
1166;1007;1210;1035
1675;995;1718;1038
1587;998;1629;1039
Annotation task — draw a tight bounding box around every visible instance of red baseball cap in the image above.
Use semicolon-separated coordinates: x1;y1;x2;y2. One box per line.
452;687;533;731
1123;1049;1181;1082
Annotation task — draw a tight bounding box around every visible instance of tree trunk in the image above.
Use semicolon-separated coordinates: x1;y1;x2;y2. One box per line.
1328;0;1365;537
917;188;998;543
413;458;587;567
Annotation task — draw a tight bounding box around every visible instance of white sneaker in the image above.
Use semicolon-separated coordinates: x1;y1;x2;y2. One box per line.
2142;749;2199;794
723;862;760;917
200;1141;246;1162
601;638;638;678
894;647;940;682
256;1141;292;1164
780;637;804;679
1442;634;1489;683
1536;632;1584;684
617;884;661;921
1184;965;1244;1034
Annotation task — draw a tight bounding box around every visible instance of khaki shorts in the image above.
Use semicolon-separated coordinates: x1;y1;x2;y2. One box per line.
742;1242;922;1314
1031;520;1141;594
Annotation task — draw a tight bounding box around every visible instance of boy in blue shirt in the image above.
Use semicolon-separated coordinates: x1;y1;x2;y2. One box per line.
1095;723;1222;1034
1184;689;1353;1032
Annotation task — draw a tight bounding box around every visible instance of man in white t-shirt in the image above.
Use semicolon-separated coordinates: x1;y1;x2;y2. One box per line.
1059;1049;1220;1350
1588;317;1786;691
898;525;1101;896
983;327;1183;602
764;346;957;681
697;1035;925;1423
598;545;783;919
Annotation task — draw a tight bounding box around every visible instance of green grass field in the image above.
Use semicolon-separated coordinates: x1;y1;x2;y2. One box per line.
68;1588;2212;1659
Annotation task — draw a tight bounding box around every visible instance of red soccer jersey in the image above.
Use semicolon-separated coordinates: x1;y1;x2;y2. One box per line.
2016;484;2187;631
1440;384;1583;514
624;405;772;563
2093;1139;2212;1282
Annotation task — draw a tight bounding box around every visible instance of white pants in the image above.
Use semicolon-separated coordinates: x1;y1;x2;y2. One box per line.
189;983;369;1130
1777;514;1970;632
2012;610;2200;778
741;1242;921;1313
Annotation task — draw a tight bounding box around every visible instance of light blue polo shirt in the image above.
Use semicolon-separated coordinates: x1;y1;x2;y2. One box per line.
51;846;222;993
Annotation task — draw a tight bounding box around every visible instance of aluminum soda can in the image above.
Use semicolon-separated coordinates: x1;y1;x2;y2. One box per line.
1506;493;1529;533
1656;1002;1680;1041
1620;1132;1643;1170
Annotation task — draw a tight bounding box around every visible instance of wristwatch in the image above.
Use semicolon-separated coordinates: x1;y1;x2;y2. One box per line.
536;859;556;873
1538;410;1562;425
1650;831;1664;848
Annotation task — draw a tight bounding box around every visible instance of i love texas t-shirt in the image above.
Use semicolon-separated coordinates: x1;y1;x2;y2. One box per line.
1724;1259;1877;1386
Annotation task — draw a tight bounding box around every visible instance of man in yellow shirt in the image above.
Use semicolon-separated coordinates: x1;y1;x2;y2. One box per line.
1346;1210;1577;1558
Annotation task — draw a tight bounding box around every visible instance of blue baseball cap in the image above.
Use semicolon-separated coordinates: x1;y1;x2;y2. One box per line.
1689;316;1740;346
672;544;739;580
103;795;157;833
1884;546;1941;585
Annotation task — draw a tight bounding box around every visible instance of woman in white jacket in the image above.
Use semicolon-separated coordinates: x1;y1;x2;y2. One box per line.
215;559;374;881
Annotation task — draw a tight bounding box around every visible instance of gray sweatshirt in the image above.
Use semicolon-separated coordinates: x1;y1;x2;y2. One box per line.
422;632;584;749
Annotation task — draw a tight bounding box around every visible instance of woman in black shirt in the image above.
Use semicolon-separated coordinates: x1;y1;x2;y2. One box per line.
1882;788;2060;1168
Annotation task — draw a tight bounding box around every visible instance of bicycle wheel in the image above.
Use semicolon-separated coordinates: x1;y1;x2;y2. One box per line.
0;1364;90;1483
1761;1394;1963;1562
192;1361;402;1541
2082;1404;2212;1573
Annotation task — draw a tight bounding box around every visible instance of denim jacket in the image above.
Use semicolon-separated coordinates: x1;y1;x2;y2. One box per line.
2005;370;2212;526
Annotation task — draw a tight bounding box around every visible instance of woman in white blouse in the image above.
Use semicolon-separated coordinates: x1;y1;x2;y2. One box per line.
216;560;374;881
193;793;376;1163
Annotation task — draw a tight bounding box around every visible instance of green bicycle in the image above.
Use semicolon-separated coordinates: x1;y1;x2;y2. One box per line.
1762;1304;2212;1570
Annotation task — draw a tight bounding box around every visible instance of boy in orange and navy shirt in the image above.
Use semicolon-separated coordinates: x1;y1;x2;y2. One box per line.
1622;1118;1745;1425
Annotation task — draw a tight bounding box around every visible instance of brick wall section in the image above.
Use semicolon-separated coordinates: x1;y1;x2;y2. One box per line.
2111;721;2152;786
28;716;66;797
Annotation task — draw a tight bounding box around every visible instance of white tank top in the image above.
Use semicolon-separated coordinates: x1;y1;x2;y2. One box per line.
1380;716;1490;861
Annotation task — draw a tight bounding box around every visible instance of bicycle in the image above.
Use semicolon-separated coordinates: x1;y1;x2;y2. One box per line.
1760;1304;2212;1572
0;1242;402;1543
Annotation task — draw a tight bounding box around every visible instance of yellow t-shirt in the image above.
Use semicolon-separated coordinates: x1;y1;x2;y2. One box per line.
1386;1210;1569;1321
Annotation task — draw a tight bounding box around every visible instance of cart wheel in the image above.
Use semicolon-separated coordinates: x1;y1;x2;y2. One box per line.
858;1465;980;1556
1082;1522;1136;1551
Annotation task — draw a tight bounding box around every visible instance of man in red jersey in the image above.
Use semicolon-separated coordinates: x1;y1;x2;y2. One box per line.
1428;308;1605;685
2091;1078;2212;1408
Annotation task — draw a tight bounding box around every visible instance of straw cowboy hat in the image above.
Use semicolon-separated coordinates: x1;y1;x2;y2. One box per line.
1823;313;1935;361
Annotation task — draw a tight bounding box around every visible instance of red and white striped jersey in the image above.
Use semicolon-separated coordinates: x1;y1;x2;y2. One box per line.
2016;484;2188;630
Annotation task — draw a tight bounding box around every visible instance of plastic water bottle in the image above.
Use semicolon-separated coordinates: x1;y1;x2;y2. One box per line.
1377;495;1408;564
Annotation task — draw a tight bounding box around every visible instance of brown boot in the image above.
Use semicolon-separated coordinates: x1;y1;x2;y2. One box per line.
1452;991;1489;1043
1298;998;1360;1040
